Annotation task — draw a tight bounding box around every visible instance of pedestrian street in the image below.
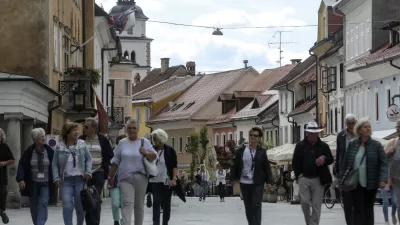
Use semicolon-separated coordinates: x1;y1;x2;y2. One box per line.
6;196;390;225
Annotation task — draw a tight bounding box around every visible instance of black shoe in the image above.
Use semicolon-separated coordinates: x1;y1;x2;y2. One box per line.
146;193;152;208
114;221;120;225
0;211;9;224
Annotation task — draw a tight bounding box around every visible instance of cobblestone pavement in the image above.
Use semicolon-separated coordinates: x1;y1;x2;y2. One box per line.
6;197;390;225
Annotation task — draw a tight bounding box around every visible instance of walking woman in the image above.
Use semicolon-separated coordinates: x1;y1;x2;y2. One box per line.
216;166;226;202
149;129;177;225
230;127;273;225
52;122;92;225
110;135;126;225
17;128;54;225
339;118;388;225
108;119;157;225
197;164;210;202
384;119;400;225
0;128;15;224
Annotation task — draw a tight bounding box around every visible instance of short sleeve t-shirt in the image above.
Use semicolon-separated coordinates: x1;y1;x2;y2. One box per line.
0;143;15;185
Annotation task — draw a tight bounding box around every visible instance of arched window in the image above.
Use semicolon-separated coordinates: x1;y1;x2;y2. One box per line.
123;51;129;59
131;51;136;63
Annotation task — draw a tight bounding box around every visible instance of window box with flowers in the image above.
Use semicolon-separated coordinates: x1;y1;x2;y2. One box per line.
64;67;101;86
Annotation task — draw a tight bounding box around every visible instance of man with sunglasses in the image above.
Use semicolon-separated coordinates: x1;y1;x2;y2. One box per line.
230;127;273;225
79;117;114;225
336;114;357;225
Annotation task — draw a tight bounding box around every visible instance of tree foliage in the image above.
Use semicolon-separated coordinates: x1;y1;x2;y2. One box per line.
199;126;209;163
188;132;199;181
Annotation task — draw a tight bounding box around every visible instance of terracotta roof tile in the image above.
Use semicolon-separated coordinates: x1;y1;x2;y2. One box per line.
132;76;199;101
207;108;236;125
244;65;295;91
299;67;316;85
271;56;317;89
350;42;400;72
256;102;279;124
288;98;317;117
132;65;187;94
148;68;253;122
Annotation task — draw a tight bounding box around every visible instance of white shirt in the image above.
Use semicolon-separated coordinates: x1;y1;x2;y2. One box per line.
216;169;226;184
240;146;255;184
149;150;168;184
65;145;83;177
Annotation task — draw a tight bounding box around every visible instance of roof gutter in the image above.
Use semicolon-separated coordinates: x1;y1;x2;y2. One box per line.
285;84;297;144
309;50;319;124
390;60;400;70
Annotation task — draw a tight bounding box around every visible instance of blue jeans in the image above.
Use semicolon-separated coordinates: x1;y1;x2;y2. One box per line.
110;186;121;222
199;181;208;200
62;176;85;225
381;186;398;222
30;183;49;225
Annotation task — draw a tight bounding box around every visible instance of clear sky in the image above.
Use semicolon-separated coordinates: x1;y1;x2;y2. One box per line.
97;0;321;73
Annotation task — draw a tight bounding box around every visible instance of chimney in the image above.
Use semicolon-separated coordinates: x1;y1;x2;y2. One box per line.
186;61;196;76
243;60;249;68
161;58;170;73
290;59;302;65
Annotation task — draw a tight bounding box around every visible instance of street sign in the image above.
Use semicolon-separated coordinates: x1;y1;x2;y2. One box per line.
45;135;59;149
387;104;400;122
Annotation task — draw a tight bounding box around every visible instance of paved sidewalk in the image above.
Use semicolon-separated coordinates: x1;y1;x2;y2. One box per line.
6;197;389;224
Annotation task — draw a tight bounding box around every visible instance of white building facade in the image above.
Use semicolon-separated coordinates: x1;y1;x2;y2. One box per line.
110;0;153;83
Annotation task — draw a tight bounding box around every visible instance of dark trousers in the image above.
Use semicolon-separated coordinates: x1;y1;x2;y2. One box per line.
0;185;6;211
151;183;172;225
240;183;264;225
85;171;105;225
342;190;354;225
350;185;377;225
218;183;225;199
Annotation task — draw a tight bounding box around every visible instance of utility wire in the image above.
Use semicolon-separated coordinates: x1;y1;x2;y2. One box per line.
148;19;400;29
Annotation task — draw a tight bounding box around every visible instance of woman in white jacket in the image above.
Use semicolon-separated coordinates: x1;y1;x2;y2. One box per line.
216;166;226;202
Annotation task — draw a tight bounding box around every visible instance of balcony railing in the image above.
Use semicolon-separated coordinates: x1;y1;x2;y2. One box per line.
58;79;93;110
107;107;124;125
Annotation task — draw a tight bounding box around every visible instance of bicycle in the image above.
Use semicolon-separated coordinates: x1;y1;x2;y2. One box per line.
324;186;344;209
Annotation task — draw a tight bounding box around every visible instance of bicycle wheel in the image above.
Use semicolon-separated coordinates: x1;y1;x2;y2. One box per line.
324;189;335;209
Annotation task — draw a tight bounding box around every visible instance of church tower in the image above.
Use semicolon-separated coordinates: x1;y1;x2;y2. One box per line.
110;0;152;83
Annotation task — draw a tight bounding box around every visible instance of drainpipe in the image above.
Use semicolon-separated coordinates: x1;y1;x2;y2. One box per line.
309;50;319;124
101;47;118;103
82;1;86;67
47;98;61;134
286;84;297;144
144;102;153;133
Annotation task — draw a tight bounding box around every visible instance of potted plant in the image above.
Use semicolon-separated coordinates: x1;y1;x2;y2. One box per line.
64;66;101;86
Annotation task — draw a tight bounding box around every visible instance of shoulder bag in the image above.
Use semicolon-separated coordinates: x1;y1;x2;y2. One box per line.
80;184;102;210
142;138;159;178
341;149;366;192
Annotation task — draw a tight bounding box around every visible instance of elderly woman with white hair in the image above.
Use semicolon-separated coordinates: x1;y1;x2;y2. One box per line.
108;120;157;225
16;128;54;225
339;118;388;225
0;128;15;224
149;129;177;225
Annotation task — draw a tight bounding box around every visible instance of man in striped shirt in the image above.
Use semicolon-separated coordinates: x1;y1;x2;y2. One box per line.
80;117;114;225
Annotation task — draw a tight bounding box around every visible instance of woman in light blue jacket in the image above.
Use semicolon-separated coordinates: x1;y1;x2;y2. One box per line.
52;122;92;225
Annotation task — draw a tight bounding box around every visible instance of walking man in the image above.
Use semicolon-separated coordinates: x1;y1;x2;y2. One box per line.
336;114;357;225
80;117;114;225
292;121;333;225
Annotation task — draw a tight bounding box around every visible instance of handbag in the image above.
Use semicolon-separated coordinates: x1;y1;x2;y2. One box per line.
141;138;158;178
80;185;102;211
342;150;367;192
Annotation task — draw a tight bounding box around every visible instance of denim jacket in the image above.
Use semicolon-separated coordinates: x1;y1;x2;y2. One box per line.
52;139;92;182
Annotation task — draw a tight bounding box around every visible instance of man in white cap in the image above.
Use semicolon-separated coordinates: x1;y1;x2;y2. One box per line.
292;121;334;225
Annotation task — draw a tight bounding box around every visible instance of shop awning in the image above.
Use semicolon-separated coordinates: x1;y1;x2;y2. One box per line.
372;129;396;140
